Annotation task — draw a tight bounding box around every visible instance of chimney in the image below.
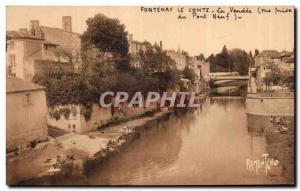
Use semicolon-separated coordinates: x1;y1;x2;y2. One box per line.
129;34;133;41
62;16;72;32
18;28;28;35
30;20;39;29
30;20;39;36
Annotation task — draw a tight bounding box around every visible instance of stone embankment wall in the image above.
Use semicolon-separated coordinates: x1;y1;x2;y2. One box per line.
47;103;158;133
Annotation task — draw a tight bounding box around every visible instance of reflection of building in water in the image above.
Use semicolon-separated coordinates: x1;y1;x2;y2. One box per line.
210;97;245;111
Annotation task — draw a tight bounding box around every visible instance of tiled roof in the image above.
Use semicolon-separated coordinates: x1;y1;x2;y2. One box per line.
6;77;45;93
40;26;81;36
6;31;44;40
280;50;293;57
258;50;281;59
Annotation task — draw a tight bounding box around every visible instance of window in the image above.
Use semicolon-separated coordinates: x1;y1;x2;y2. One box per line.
9;54;16;67
8;54;16;76
24;93;32;106
68;124;71;129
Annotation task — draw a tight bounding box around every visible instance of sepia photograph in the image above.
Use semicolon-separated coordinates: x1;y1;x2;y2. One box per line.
5;5;295;186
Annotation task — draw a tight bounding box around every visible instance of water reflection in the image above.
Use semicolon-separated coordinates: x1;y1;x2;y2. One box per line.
68;97;285;185
87;109;199;185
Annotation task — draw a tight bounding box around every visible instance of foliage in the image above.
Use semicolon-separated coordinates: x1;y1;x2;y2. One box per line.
228;49;250;75
33;13;182;112
254;49;260;57
182;66;197;83
81;13;129;56
52;110;61;121
154;68;181;90
61;108;71;120
83;106;93;121
33;73;96;108
209;45;250;75
264;63;281;87
249;51;255;67
264;63;294;89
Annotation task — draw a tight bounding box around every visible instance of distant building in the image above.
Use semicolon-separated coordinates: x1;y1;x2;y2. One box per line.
128;34;154;68
278;50;294;71
251;49;294;91
128;34;150;55
191;57;210;82
254;50;281;68
6;77;48;151
186;57;210;92
166;49;187;71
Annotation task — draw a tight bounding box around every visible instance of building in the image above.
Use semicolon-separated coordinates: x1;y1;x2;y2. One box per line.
6;30;45;80
250;50;294;92
254;50;281;68
185;57;210;92
278;50;294;72
30;17;82;69
166;49;187;71
191;57;210;82
6;16;80;81
128;34;153;68
6;77;48;151
128;34;150;55
6;30;72;80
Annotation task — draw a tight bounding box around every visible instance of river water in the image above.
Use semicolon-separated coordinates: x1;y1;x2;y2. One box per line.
77;97;284;185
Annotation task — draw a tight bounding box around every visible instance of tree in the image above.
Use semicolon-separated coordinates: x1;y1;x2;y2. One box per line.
228;49;250;75
254;49;260;57
210;45;230;72
182;66;197;83
81;13;129;56
248;51;255;67
154;68;180;90
221;45;229;56
206;54;215;63
209;46;251;75
263;63;281;90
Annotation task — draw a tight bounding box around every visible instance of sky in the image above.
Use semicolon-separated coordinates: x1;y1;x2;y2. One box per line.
6;6;294;56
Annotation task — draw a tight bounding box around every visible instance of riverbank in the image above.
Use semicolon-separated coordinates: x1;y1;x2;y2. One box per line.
7;109;171;185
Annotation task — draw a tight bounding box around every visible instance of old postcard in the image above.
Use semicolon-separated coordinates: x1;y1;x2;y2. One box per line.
6;6;295;186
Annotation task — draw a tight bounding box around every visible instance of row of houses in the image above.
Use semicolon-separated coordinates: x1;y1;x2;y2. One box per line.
128;34;210;81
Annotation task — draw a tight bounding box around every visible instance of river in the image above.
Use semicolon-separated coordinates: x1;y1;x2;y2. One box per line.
75;97;286;185
57;97;285;185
